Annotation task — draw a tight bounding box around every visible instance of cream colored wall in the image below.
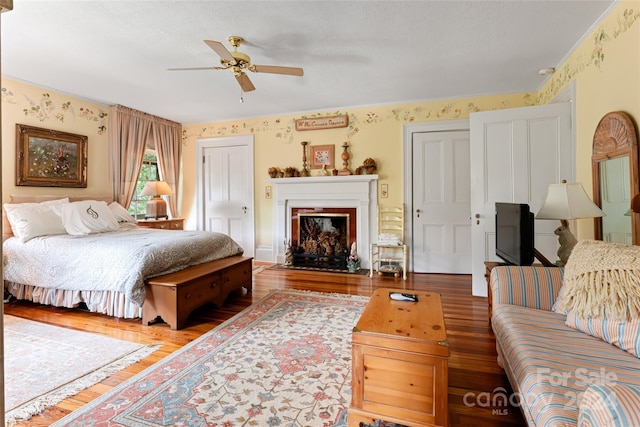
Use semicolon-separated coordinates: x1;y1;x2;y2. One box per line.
182;94;536;251
1;77;111;201
538;2;640;240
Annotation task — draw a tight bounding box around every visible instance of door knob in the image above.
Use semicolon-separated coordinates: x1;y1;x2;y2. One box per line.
242;206;247;214
416;209;422;218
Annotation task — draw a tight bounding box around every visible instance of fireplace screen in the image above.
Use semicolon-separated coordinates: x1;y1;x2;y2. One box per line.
294;213;350;269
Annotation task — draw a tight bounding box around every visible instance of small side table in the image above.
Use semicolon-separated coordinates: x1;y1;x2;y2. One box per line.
137;218;184;230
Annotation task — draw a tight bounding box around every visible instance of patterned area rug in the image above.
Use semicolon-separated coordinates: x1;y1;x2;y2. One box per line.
5;315;161;424
52;290;370;426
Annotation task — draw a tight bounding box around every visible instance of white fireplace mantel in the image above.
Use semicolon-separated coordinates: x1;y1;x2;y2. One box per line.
269;175;378;267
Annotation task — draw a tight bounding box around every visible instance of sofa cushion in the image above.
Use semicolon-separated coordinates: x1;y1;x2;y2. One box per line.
579;383;640;427
554;240;640;320
492;305;640;426
491;265;564;312
566;311;640;358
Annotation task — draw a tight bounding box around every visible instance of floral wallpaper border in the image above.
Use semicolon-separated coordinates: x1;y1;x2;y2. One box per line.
538;7;639;104
183;96;537;146
1;88;108;135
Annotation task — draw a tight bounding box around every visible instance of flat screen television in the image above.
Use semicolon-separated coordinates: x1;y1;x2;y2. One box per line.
495;202;535;266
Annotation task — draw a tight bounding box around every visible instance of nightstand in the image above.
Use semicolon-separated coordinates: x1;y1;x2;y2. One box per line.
136;218;184;230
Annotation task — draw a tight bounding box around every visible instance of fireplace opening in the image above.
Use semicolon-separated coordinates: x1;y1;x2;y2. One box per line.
291;209;355;270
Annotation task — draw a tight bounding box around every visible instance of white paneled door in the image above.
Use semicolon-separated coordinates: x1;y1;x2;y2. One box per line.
412;130;472;273
197;136;254;258
470;103;573;297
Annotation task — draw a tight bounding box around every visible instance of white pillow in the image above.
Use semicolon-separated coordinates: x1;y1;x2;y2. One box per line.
40;198;70;206
53;200;120;236
108;201;136;223
3;198;70;242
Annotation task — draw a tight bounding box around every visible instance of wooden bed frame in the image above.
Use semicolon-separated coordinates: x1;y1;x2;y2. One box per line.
3;194;253;330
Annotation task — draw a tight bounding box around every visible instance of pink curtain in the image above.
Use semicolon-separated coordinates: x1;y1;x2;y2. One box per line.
109;105;151;207
109;105;182;215
154;120;182;218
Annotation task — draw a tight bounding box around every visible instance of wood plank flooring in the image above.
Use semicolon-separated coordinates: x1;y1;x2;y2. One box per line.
4;265;526;426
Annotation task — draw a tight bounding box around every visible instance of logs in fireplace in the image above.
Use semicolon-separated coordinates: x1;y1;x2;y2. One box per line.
293;212;350;270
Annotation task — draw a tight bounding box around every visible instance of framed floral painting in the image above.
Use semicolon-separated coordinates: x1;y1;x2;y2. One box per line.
16;124;88;187
310;144;335;169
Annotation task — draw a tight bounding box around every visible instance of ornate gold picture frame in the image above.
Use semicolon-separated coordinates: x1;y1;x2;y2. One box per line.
16;124;88;187
310;144;335;169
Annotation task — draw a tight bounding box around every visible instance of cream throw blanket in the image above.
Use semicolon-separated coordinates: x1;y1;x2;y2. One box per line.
557;239;640;320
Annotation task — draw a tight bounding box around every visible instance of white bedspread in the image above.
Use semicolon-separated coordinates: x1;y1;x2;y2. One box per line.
3;224;244;306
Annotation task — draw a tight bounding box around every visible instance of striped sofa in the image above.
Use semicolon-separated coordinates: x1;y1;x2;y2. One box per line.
491;265;640;427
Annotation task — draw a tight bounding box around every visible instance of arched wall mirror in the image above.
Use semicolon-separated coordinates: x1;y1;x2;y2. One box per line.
592;111;639;245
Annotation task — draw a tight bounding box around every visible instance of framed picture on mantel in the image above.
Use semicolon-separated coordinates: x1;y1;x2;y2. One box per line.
310;144;335;169
16;124;88;187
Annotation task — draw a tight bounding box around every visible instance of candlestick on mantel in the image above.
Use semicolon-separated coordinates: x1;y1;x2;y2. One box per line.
338;141;352;175
300;141;310;177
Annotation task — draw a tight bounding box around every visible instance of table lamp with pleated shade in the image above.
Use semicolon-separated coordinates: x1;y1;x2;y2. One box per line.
536;181;604;266
140;181;173;219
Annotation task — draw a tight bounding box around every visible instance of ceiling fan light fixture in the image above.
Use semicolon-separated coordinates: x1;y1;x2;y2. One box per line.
230;51;250;65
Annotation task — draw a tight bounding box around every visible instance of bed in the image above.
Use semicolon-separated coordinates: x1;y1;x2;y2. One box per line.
2;195;251;328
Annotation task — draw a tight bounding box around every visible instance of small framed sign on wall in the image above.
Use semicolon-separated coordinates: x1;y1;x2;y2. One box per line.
310;144;335;169
16;124;88;187
295;114;348;131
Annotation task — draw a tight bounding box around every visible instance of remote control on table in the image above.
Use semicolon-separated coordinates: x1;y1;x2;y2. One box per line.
388;292;418;302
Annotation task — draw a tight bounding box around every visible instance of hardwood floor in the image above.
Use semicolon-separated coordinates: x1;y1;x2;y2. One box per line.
4;265;526;427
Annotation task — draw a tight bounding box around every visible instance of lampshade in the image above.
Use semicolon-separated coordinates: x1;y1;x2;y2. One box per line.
140;180;173;197
536;182;604;220
140;181;173;219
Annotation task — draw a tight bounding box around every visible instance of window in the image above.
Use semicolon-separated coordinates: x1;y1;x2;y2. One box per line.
129;152;159;219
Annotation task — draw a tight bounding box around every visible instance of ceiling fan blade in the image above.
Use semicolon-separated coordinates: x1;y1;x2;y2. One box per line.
236;73;256;92
252;64;304;76
167;67;215;71
204;40;236;63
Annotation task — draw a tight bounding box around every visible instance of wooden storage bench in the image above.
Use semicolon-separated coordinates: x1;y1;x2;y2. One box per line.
349;288;449;427
142;255;253;330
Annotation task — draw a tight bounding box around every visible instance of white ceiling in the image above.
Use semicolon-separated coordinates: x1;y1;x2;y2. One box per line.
1;1;615;125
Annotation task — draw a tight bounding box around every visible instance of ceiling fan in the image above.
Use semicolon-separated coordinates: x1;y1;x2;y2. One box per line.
169;36;304;92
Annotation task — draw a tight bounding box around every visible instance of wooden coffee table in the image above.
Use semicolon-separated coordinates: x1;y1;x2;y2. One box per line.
349;288;449;427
